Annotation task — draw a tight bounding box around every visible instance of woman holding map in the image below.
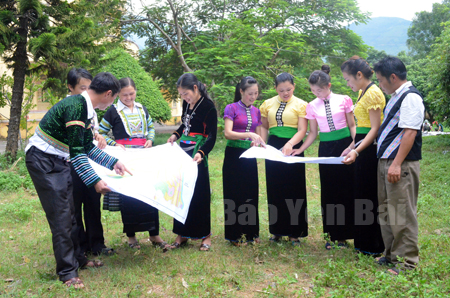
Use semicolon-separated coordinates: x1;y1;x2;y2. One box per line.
340;56;385;256
222;76;265;246
167;73;218;251
291;65;356;250
99;77;167;250
259;73;308;246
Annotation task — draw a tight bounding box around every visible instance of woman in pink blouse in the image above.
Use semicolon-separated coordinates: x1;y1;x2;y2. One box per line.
291;65;356;250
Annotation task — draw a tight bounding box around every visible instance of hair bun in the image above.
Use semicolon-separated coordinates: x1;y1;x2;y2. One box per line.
321;65;331;75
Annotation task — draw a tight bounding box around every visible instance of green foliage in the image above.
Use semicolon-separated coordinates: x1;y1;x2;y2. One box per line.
407;0;450;58
99;48;171;123
128;0;368;112
423;21;450;124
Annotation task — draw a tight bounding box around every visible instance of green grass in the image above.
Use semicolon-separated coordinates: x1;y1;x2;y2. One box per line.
1;134;449;297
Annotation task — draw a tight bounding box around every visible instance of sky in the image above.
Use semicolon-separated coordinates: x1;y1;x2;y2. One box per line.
356;0;435;21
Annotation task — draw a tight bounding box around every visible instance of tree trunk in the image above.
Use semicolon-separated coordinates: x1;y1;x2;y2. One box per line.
5;15;29;160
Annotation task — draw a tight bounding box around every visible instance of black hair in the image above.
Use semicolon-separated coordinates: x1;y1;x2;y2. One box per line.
67;67;93;88
275;72;294;87
234;76;258;102
308;65;331;88
119;77;136;91
373;57;407;82
340;56;374;79
176;73;212;101
89;72;120;96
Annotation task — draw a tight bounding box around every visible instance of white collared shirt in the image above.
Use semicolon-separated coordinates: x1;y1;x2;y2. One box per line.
116;100;143;115
392;81;424;130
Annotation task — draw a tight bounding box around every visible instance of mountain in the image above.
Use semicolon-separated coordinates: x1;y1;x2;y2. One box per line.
349;17;411;56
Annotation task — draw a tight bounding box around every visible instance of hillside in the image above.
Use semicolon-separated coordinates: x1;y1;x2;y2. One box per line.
349;17;411;55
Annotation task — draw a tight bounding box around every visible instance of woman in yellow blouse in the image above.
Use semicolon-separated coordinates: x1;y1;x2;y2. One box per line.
341;56;385;255
260;73;308;245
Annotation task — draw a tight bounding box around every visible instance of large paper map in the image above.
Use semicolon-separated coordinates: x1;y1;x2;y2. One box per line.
89;143;198;224
240;145;345;164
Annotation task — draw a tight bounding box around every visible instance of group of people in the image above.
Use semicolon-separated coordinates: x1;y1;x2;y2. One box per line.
25;56;424;288
422;119;444;132
220;56;424;277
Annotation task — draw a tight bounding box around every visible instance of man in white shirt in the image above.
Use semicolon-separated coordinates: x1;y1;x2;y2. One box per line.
374;57;424;275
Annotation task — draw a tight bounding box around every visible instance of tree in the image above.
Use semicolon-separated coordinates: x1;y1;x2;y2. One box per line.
407;0;450;58
99;48;172;123
423;21;450;124
366;47;388;66
125;0;368;109
0;0;125;159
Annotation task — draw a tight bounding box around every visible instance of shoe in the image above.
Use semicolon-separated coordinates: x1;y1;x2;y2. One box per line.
199;243;211;251
80;259;104;270
64;277;85;289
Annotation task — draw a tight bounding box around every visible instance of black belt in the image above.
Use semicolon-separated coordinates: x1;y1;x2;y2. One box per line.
28;146;69;162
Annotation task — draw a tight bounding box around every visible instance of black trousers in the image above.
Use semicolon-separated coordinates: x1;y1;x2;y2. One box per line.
26;146;87;282
71;165;106;254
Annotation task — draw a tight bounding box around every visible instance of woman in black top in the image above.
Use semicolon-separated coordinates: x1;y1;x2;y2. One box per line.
167;74;218;251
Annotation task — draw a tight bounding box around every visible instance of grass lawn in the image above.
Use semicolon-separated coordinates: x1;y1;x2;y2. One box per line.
0;134;449;297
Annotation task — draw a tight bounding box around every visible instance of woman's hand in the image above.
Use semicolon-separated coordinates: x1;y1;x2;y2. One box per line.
95;133;107;149
248;132;266;148
193;153;203;165
144;140;153;148
167;134;177;145
115;143;126;150
282;141;294;156
290;148;303;156
342;150;357;165
340;147;352;157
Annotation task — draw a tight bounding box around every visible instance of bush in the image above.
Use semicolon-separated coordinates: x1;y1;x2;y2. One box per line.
98;48;172;123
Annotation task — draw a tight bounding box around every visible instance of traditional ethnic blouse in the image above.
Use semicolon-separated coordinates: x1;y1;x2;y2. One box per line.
99;100;155;146
174;97;218;158
26;92;118;188
259;95;307;128
305;92;353;132
223;101;262;140
354;84;385;128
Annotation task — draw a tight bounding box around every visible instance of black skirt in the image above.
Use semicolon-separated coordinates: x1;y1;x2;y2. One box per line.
353;133;384;254
103;192;159;236
223;146;259;242
318;136;355;241
120;194;159;236
173;147;211;239
265;135;308;238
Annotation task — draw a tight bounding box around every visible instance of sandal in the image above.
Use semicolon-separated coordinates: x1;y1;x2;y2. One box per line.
151;240;169;249
337;242;348;249
128;241;141;249
199;243;211;251
80;259;104;269
231;241;247;247
325;242;333;250
385;268;401;276
93;247;115;256
375;256;393;266
269;236;281;243
64;277;85;289
291;239;301;247
170;240;188;249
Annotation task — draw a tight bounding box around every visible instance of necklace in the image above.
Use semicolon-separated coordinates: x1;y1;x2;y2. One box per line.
183;97;204;136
